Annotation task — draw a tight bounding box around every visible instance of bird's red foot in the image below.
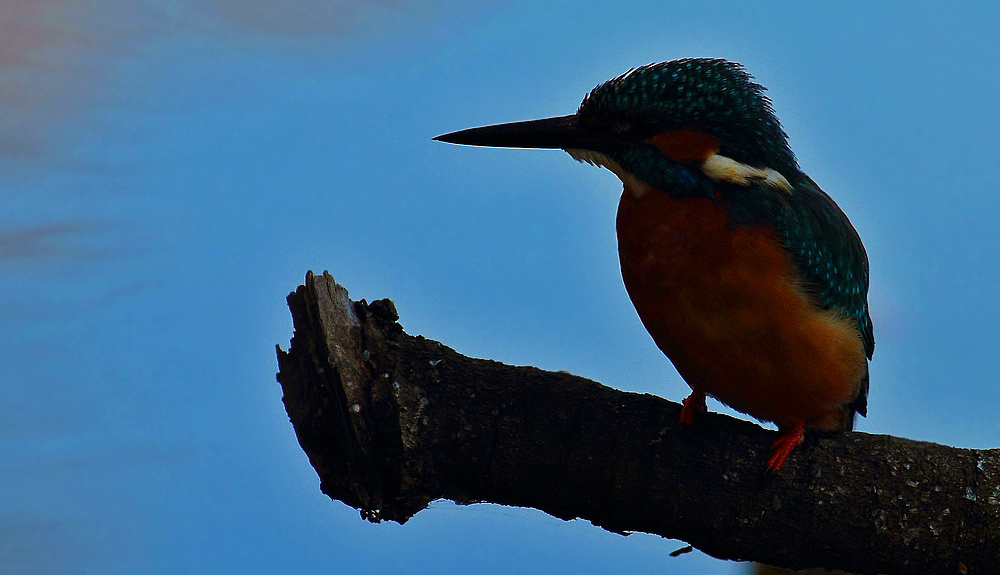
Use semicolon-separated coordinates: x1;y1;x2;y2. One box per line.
767;420;805;472
679;390;707;425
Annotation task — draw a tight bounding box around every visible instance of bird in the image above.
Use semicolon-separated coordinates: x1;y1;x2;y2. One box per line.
434;58;874;472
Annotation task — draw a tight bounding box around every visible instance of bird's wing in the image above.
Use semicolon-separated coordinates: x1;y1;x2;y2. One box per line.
777;175;874;424
779;176;874;358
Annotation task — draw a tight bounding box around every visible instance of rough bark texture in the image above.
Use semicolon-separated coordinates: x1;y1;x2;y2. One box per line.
275;272;999;575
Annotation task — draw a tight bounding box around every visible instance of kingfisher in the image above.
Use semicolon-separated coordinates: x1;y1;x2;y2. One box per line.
434;58;874;472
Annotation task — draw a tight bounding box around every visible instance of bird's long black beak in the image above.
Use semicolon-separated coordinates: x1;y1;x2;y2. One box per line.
434;114;617;152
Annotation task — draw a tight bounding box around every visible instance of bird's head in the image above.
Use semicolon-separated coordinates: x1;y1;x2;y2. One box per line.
436;58;798;198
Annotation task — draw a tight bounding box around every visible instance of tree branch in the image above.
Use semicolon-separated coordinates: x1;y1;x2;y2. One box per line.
275;272;998;575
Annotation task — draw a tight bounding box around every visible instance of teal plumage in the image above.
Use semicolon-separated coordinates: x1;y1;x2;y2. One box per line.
578;58;798;178
775;176;874;424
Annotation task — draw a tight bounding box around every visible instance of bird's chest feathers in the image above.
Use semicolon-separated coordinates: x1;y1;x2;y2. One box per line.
615;185;866;425
615;186;782;308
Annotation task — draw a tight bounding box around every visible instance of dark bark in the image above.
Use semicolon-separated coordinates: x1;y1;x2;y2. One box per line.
275;271;998;575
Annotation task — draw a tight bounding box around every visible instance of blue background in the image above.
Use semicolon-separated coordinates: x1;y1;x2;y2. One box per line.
2;1;998;573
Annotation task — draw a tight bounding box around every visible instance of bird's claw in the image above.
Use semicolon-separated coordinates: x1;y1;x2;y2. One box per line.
767;421;805;472
679;390;707;425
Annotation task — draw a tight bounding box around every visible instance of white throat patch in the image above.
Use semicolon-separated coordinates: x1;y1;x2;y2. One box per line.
565;148;792;199
565;148;651;199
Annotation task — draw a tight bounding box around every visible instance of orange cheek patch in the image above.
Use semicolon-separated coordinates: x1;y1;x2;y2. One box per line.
645;130;720;164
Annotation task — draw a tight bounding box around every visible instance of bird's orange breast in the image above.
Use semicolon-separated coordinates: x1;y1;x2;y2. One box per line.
616;185;866;429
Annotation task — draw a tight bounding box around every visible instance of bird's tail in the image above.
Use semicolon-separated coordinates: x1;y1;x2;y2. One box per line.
844;367;869;432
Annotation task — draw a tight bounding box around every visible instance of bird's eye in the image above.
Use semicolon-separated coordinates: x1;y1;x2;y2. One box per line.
614;121;632;133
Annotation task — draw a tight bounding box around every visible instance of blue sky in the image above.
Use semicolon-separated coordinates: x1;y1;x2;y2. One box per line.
2;1;998;573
